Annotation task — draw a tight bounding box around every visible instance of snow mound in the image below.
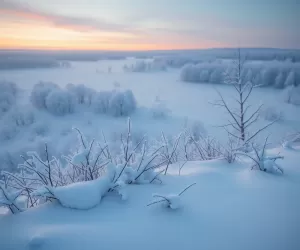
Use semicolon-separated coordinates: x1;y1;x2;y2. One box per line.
34;175;113;210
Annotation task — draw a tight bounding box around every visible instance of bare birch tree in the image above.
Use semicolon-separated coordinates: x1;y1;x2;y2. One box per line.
213;49;275;146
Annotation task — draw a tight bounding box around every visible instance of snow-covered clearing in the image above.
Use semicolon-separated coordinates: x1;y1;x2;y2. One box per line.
0;57;299;250
0;146;299;250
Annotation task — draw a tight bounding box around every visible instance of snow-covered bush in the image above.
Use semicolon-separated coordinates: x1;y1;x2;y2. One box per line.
239;138;284;174
147;183;196;209
45;89;76;116
109;90;137;117
151;96;170;119
283;132;300;150
0;121;165;213
260;107;284;122
187;120;207;141
30;81;59;109
66;84;95;106
93;91;113;114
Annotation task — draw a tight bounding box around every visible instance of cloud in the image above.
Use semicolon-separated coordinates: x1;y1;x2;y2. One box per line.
0;0;135;34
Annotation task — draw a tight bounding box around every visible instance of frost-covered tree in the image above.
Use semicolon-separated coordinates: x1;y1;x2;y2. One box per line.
30;82;59;109
0;81;18;116
261;67;277;86
284;85;300;105
109;90;137;117
93;91;113;114
45;89;76;116
213;49;275;145
274;72;285;89
199;69;210;82
0;92;15;114
66;84;95;106
284;71;296;87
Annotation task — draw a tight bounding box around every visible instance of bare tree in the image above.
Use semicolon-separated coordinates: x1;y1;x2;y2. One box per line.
213;49;275;146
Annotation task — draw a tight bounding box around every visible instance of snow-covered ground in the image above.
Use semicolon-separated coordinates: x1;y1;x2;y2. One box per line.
0;58;300;250
0;146;299;250
1;59;299;142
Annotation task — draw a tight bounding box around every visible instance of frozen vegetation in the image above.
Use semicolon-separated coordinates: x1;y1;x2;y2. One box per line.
0;49;299;250
180;60;300;88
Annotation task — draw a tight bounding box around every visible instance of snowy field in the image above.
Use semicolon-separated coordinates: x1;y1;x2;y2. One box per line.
0;146;299;250
0;56;300;250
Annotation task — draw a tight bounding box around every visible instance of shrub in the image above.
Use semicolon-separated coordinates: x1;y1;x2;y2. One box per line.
30;82;59;109
45;89;76;116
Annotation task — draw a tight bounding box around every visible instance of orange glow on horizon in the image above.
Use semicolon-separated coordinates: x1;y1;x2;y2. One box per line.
0;39;211;51
0;10;224;51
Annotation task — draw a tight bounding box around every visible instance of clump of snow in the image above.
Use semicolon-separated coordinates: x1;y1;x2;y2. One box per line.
34;175;113;210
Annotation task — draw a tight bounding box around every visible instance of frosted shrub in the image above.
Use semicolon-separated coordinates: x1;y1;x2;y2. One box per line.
147;183;196;209
239;137;284;174
66;83;95;106
93;91;113;114
45;89;76;116
188;121;207;141
30;82;59;109
109;90;136;117
0;120;166;212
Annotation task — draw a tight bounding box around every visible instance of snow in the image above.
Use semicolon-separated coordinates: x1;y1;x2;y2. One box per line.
0;146;299;250
0;56;300;250
34;175;112;210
